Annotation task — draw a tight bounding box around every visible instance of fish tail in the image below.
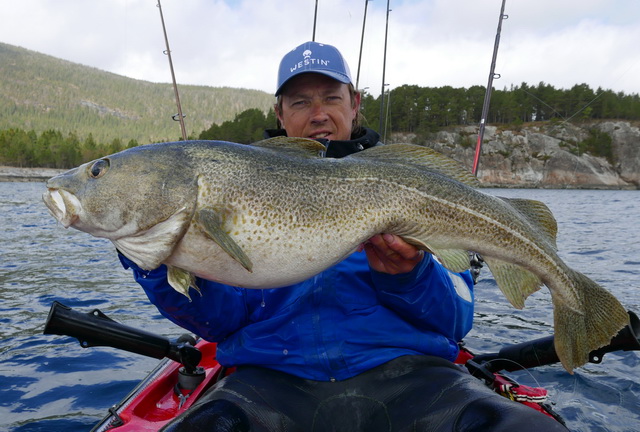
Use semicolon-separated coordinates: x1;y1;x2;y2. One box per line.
553;269;629;373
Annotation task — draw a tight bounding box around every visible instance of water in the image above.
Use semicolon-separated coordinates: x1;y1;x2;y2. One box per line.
1;182;639;431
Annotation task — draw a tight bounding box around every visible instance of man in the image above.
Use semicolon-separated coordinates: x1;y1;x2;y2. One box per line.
268;41;423;272
121;42;567;431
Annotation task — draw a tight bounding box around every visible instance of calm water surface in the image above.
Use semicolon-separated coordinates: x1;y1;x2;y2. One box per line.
0;182;638;431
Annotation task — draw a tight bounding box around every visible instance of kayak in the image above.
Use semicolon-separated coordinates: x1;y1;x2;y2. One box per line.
89;340;564;432
91;340;223;432
43;301;639;431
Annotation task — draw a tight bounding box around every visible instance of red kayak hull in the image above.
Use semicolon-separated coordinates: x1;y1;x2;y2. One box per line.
92;341;223;431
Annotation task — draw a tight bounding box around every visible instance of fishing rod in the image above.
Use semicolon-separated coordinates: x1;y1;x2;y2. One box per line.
157;0;188;141
378;0;391;136
355;0;372;91
472;0;508;176
312;0;318;41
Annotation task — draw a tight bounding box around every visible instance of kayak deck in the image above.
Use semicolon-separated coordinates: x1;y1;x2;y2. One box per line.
92;341;223;431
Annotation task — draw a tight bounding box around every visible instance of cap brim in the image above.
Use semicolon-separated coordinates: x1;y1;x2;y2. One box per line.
275;70;352;96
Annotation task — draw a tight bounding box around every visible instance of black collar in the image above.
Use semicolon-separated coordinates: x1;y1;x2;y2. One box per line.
263;127;382;158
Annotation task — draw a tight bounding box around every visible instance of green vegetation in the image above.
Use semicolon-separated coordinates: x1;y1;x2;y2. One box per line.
0;128;139;168
0;42;274;144
199;108;277;143
360;83;640;136
0;105;279;167
575;128;614;163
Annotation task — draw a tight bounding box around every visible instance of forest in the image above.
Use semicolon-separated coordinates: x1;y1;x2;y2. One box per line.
0;42;275;145
361;82;640;137
2;82;639;169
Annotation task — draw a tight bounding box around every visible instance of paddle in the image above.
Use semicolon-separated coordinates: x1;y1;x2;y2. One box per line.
43;301;639;376
470;310;640;373
43;300;202;373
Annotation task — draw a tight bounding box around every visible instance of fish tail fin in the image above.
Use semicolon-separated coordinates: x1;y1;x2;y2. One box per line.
553;269;629;373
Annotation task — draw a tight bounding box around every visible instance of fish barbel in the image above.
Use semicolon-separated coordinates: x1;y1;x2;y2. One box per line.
42;137;629;373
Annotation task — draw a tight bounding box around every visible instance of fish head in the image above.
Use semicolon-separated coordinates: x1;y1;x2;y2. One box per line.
42;143;199;241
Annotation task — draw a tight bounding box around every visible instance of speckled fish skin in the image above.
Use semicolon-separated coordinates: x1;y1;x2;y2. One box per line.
42;138;629;373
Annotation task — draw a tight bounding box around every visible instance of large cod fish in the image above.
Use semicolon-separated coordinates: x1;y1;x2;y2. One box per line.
42;137;629;373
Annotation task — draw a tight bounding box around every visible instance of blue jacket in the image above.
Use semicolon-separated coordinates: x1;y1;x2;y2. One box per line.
120;250;474;382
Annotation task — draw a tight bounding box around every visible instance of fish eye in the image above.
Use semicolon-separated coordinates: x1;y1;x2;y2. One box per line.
89;159;110;179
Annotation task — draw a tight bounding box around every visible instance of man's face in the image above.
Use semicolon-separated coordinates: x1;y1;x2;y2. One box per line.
277;73;360;141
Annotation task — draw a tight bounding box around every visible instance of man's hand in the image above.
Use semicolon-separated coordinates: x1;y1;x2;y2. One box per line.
362;234;424;275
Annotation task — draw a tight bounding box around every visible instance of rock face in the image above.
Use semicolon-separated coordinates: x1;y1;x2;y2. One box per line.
599;121;640;186
390;121;640;189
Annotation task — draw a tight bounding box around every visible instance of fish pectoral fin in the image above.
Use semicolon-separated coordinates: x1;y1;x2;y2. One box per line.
114;206;193;271
408;239;471;273
196;208;254;273
499;197;558;249
403;236;471;274
399;236;434;254
252;136;326;158
433;248;474;273
482;257;543;309
167;265;200;300
346;144;480;187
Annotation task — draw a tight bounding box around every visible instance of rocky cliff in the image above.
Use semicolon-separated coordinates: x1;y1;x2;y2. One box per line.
391;121;640;189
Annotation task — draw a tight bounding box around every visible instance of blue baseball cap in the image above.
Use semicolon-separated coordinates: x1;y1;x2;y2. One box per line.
275;41;353;96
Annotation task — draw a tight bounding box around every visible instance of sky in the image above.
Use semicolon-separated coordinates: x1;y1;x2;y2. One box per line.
1;0;640;98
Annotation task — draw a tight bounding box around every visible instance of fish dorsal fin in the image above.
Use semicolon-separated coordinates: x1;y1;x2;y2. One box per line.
347;144;480;187
252;136;327;158
196;207;254;273
498;197;558;250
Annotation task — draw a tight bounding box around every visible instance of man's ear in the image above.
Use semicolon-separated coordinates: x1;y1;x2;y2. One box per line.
274;102;285;129
352;91;362;114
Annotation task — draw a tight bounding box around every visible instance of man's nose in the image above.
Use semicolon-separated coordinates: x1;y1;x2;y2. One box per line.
309;101;329;122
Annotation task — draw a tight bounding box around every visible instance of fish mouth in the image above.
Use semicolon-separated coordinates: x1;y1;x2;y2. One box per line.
42;189;80;228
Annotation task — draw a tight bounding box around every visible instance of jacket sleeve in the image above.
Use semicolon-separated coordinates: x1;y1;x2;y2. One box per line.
118;254;249;341
371;254;474;342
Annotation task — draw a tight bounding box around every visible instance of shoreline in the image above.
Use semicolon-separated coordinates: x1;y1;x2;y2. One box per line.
0;166;66;182
0;165;636;190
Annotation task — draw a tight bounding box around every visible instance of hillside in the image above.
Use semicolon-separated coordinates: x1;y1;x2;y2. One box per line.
0;42;275;144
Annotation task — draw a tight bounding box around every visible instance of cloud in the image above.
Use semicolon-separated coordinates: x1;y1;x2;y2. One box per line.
1;0;639;97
